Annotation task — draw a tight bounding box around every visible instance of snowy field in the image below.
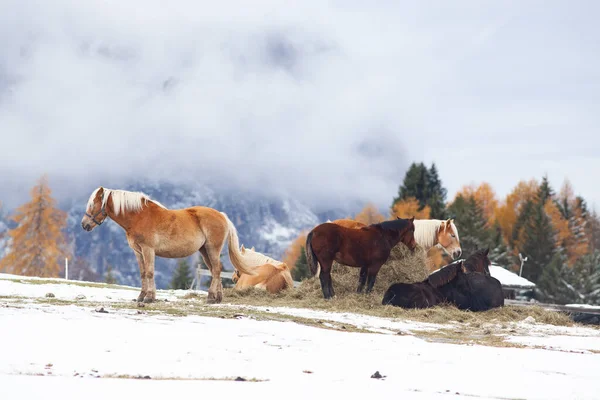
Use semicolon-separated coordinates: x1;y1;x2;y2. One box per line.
1;273;600;400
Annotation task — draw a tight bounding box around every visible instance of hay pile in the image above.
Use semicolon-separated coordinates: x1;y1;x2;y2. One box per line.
329;242;429;296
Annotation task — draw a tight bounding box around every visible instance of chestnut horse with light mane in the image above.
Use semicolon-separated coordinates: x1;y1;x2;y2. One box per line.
331;217;462;259
80;187;258;304
230;245;295;294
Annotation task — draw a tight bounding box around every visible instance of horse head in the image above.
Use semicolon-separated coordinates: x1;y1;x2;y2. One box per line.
462;248;491;276
81;187;109;231
231;268;241;283
436;219;462;259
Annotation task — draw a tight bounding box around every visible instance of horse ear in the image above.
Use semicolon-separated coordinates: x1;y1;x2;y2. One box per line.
484;248;489;256
409;216;415;222
241;244;245;251
445;218;452;229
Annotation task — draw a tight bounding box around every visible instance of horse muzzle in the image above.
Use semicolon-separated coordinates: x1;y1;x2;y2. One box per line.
453;248;462;259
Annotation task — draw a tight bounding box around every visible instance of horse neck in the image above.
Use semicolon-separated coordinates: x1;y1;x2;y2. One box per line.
105;196;143;231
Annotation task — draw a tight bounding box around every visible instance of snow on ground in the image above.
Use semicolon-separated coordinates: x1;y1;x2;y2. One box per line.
1;273;600;399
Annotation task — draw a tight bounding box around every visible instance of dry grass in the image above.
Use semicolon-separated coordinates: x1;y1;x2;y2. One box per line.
222;271;575;328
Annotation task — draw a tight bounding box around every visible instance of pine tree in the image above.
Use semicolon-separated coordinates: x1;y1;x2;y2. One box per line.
293;246;310;281
446;194;491;258
569;251;600;305
104;264;117;284
0;175;70;277
392;162;447;219
393;163;429;206
170;259;193;290
426;163;447;219
488;220;513;267
70;257;100;282
538;175;554;204
536;251;578;304
519;190;556;284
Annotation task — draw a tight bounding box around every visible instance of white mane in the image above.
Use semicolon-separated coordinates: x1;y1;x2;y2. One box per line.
413;219;459;249
86;187;168;216
240;245;284;267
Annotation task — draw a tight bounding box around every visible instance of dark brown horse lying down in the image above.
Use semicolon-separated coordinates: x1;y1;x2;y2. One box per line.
381;248;504;312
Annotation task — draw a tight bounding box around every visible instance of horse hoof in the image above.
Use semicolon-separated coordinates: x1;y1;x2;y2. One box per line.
143;297;155;304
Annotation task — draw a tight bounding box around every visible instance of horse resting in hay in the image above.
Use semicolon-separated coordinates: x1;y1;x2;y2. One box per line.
80;187;260;304
230;245;295;294
381;248;504;312
330;217;462;261
306;217;417;299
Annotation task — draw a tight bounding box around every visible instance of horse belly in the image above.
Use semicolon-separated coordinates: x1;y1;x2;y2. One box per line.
154;235;204;258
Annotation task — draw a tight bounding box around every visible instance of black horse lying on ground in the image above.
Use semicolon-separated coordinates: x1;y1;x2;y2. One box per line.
382;248;504;312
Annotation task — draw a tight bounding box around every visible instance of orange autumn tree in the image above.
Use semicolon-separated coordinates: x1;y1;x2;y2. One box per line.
455;182;498;226
0;175;70;277
550;179;589;266
354;203;386;225
494;179;539;248
390;197;430;219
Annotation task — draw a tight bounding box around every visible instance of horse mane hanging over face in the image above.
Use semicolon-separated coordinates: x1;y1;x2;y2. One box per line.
427;260;463;288
86;187;168;216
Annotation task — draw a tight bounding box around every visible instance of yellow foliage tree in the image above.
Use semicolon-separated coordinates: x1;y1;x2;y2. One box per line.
455;182;498;225
494;179;539;247
554;179;589;265
0;175;70;277
282;230;309;267
390;197;431;219
354;203;386;225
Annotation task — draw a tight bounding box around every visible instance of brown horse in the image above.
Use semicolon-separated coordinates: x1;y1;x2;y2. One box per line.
230;245;295;294
331;217;462;260
306;217;416;299
80;187;258;304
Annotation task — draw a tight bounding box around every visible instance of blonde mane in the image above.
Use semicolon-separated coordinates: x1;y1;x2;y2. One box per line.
86;187;168;216
414;219;459;249
239;245;285;268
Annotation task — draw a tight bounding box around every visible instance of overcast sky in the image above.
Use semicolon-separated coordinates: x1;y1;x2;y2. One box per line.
1;0;599;212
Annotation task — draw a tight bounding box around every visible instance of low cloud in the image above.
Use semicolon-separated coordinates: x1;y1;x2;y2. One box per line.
1;0;599;211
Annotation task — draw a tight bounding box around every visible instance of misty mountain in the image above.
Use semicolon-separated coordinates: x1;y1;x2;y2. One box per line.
1;181;356;289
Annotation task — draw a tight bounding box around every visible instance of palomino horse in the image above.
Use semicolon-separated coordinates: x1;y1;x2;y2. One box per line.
331;218;462;259
382;248;504;311
230;245;295;294
426;243;454;273
306;218;416;299
80;187;258;304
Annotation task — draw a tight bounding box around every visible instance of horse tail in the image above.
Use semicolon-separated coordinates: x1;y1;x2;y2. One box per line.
305;230;320;277
221;212;257;276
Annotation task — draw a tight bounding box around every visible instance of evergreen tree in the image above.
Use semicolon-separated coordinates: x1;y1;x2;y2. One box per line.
519;190;556;284
0;175;70;277
446;194;491;257
426;163;447;219
393;162;429;207
392;162;448;219
293;246;310;281
538;175;554;204
488;220;513;267
170;259;193;290
536;251;578;304
570;251;600;305
104;264;117;284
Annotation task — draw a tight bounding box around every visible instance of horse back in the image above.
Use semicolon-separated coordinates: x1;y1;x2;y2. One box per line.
382;282;442;309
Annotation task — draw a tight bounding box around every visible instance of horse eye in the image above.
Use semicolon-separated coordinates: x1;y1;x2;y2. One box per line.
451;234;455;237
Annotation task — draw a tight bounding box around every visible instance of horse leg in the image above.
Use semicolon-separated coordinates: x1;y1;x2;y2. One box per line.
202;244;224;304
134;250;147;302
357;266;368;293
365;265;383;294
141;247;157;303
319;262;335;299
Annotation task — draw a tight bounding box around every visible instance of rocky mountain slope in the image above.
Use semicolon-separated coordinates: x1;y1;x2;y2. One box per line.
1;181;355;289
